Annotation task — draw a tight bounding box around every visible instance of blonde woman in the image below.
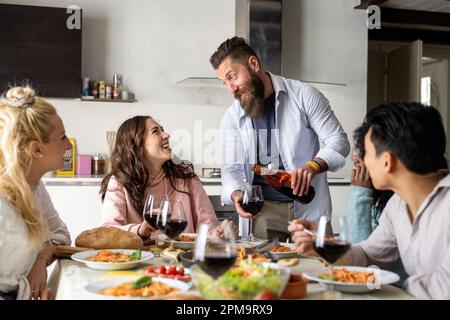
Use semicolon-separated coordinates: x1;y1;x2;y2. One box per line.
0;87;71;300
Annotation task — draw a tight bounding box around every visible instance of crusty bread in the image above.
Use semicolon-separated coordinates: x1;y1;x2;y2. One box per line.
75;227;144;249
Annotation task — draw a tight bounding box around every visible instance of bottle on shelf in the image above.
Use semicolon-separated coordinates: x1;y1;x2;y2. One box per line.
113;74;121;99
252;164;315;204
98;81;106;99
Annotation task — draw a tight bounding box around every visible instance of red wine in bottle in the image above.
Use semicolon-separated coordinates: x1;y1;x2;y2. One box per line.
252;164;315;204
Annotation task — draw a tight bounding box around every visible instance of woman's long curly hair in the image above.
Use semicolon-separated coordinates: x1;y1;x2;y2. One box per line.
100;116;196;215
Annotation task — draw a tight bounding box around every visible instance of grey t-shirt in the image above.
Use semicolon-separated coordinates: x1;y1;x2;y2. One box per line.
251;92;291;202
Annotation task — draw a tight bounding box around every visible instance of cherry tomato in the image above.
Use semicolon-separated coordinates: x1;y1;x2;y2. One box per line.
176;267;185;276
156;265;166;275
145;267;154;274
167;265;177;276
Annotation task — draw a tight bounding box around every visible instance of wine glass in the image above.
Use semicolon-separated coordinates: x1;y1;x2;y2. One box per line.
143;194;167;254
313;216;351;297
159;199;188;247
193;223;237;279
240;184;264;242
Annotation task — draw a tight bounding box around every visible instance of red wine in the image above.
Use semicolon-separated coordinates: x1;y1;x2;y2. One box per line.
241;200;264;216
276;186;315;204
164;219;188;239
252;164;315;204
144;214;158;229
313;240;351;264
197;253;237;279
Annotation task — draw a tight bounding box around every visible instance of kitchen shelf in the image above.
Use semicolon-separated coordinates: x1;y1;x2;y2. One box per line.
79;97;137;103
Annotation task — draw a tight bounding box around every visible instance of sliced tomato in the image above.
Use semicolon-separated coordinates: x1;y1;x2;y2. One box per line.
145;267;154;274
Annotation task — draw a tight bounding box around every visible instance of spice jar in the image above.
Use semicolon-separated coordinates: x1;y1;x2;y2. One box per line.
92;153;106;175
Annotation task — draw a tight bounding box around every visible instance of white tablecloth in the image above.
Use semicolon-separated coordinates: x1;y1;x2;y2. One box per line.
48;256;413;300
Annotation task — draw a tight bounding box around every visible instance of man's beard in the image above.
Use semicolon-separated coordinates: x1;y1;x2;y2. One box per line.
234;69;265;118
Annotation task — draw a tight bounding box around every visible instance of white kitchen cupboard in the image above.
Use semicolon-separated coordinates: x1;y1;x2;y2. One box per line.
45;185;103;243
329;184;352;234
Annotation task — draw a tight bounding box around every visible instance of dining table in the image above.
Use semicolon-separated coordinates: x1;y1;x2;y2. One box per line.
47;251;414;300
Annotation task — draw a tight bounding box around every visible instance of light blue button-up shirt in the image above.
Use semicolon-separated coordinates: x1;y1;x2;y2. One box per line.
219;73;350;221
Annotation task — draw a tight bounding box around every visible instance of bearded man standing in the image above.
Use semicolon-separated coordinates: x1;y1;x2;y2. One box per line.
211;37;350;241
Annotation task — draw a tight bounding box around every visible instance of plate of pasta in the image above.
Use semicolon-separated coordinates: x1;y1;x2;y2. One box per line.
84;276;190;299
72;249;154;270
303;266;400;293
161;233;197;250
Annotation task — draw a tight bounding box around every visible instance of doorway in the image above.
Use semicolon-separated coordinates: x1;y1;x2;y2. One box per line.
367;40;450;158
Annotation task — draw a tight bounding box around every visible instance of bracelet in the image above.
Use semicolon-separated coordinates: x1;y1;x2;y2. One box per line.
312;159;324;172
306;161;321;174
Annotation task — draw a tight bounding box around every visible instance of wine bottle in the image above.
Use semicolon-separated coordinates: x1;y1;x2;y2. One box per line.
252;164;315;204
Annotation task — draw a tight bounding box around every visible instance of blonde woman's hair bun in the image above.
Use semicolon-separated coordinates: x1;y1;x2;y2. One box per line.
5;86;36;109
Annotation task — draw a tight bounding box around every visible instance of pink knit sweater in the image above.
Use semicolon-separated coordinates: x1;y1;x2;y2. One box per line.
100;172;219;235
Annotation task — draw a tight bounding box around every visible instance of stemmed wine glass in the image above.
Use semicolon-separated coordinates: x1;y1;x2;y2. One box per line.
313;215;351;297
159;199;188;247
193;223;237;279
240;184;264;242
143;194;167;254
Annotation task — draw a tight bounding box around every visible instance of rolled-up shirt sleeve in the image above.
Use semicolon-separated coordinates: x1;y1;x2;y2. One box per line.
302;85;350;171
220;111;247;205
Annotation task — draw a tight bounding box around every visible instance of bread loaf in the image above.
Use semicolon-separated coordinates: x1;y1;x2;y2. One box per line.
75;227;144;249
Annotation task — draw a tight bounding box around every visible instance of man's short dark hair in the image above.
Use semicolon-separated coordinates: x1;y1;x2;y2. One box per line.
364;102;448;174
209;36;260;69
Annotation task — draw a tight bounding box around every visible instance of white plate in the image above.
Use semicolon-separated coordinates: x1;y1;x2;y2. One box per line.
268;242;299;259
303;266;400;293
161;233;196;250
236;240;265;248
84;276;190;300
71;249;154;271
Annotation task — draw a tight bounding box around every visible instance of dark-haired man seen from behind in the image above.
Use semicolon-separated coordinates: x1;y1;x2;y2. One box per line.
211;37;350;240
289;102;450;299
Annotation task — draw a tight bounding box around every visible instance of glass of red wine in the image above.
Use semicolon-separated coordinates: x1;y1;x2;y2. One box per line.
143;194;167;254
159;199;188;246
194;223;237;279
313;215;351;296
240;184;264;242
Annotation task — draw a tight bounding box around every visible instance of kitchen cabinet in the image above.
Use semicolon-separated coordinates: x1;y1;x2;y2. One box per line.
45;185;103;242
329;184;352;234
43;177;351;242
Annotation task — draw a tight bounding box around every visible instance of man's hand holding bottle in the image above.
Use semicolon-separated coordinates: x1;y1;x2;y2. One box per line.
291;158;327;196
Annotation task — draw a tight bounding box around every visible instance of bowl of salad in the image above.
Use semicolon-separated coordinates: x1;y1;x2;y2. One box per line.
190;260;290;300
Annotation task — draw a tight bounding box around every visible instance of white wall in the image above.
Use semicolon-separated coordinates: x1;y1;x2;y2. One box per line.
3;0;368;177
282;0;368;178
2;0;234;169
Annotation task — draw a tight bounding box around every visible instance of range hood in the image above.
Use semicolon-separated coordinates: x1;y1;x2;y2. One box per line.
177;0;345;88
177;0;282;88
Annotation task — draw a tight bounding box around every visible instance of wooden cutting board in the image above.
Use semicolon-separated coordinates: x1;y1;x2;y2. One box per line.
54;245;91;259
